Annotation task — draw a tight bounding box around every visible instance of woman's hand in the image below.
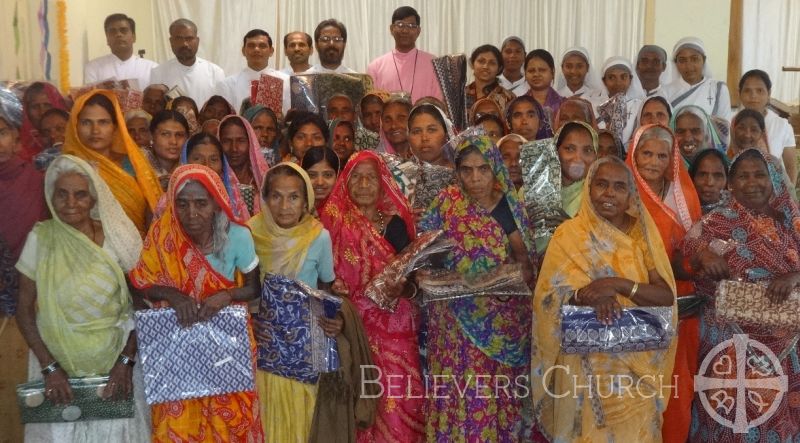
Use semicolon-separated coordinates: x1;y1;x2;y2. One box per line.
766;272;800;304
330;279;349;297
577;278;623;305
44;367;73;405
165;291;199;327
318;313;344;337
198;291;233;322
102;361;133;401
694;249;730;280
592;295;622;326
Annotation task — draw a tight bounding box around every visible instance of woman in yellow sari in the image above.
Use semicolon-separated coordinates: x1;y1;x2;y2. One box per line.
63;90;162;235
532;156;678;442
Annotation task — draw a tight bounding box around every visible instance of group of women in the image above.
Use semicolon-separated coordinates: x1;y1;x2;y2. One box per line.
0;31;798;443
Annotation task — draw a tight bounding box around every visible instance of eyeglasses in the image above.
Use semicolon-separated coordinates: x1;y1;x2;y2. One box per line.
318;36;345;44
393;22;420;30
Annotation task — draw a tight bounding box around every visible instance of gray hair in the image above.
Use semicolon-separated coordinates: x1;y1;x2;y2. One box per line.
176;179;230;260
48;161;99;219
636;126;674;150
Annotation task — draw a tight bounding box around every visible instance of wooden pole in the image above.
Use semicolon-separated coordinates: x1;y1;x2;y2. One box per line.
727;0;744;107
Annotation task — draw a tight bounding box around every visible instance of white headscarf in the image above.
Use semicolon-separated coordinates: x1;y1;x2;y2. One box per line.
555;47;604;95
669;36;714;83
600;56;646;100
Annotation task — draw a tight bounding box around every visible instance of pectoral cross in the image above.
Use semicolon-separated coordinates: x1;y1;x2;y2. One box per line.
707;87;714;106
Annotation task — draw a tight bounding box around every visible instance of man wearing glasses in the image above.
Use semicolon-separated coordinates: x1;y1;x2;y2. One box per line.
367;6;443;103
150;18;225;106
308;19;357;74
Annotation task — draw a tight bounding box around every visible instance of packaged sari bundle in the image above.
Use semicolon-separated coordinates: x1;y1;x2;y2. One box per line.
16;376;134;423
250;73;285;116
560;305;674;354
70;80;143;112
715;279;800;329
520;138;562;244
596;94;627;145
363;230;453;311
432;54;467;130
135;305;255;404
419;263;530;304
256;274;342;383
289;73;373;119
395;159;455;211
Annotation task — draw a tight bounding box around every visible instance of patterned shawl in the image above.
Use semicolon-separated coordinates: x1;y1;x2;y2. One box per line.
19;82;68;161
217;115;270;214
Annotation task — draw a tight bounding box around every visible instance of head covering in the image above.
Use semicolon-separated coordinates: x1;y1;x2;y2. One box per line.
200;95;236;122
468;97;504;126
596;128;625;158
670;37;713;81
124;109;152;125
532;155;677;441
505;95;554;140
501;36;526;52
625;124;702;257
62;89;163;234
554;46;604;94
670;105;726;154
130;164;243;300
19;82;68;161
600;56;646;100
552;96;599;130
319;150;414;298
32;154;142;375
410;103;458;163
217;114;270;213
633;95;674;129
496;133;528;146
728;109;769;157
247;162;323;282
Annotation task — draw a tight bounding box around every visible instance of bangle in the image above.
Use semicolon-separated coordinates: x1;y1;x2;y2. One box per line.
117;354;136;367
573;288;581;303
629;282;640;299
408;283;418;300
41;361;60;375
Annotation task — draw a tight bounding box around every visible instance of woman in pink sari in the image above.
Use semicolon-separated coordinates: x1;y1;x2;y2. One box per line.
319;150;425;442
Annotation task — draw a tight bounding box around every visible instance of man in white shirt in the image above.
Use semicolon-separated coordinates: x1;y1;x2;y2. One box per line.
84;13;158;89
498;36;529;97
280;32;313;75
367;6;443;103
216;29;290;115
636;45;668;98
150;18;225;107
308;19;357;74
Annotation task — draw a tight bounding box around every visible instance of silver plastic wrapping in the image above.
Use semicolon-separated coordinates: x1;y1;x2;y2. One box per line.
0;84;23;127
289;73;373;119
419;263;531;304
520;138;562;244
135;305;255;405
16;376;134;423
596;94;627;146
432;54;467;131
560;305;674;354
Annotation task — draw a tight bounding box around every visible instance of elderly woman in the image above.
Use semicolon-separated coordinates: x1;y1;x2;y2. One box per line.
626;124;702;443
129;163;263;442
525;49;565;118
498;133;528;192
62;90;162;235
18;81;68;161
357;91;388;150
739;69;797;184
506;95;554;142
683;149;800;442
319;151;424;442
465;45;515;125
532;156;678;442
243;104;284;166
218;115;269;215
665;37;732;121
670;105;727;165
16;155;149;442
419;135;536;441
552;96;598;131
689;148;730;214
124;109;153;149
555;46;603;99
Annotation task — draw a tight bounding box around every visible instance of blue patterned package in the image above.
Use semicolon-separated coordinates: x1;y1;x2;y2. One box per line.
256;274;342;383
135;305;255;405
560;305;674;354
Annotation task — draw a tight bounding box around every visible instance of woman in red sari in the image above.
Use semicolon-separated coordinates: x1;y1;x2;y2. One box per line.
129;164;263;442
319;150;425;442
626;124;702;443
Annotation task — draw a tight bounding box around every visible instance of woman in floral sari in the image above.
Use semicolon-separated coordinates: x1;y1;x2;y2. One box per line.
129;164;263;442
625;124;702;443
319;151;425;442
683;148;800;442
62;90;163;235
418;135;536;441
532;156;678;441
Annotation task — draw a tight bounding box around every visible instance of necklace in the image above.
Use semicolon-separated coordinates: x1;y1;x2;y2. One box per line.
392;49;419;97
374;210;386;234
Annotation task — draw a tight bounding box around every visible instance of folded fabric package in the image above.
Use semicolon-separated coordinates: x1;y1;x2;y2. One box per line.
432;54;467;131
250;73;285;116
418;263;531;304
520;138;562;246
715;279;800;329
560;305;674;354
70;79;143;113
256;274;342;383
290;73;372;119
135;305;255;405
16;376;134;423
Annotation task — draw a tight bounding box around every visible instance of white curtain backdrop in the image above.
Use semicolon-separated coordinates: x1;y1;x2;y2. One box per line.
742;0;800;105
151;0;645;84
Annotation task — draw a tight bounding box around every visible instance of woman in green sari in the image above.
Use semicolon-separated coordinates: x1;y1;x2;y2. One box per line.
558;121;599;217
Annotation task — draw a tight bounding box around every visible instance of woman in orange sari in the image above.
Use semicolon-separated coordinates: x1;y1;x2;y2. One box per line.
129;164;263;442
63;90;162;235
626;124;702;443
